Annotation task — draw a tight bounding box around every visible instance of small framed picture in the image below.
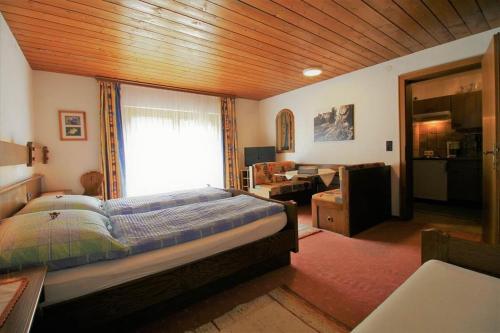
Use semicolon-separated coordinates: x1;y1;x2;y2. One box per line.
59;110;87;141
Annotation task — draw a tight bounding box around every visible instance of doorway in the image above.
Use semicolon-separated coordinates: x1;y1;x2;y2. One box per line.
399;56;482;213
398;56;493;242
412;70;483;235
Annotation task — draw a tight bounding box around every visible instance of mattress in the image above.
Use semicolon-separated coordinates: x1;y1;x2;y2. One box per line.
42;212;287;306
353;260;500;333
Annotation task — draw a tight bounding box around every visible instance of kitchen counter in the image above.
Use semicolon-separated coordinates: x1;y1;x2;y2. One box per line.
413;159;447;201
413;157;481;161
413;157;482;204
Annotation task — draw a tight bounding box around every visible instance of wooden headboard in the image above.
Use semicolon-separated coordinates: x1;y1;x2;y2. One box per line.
0;175;43;219
0;140;48;167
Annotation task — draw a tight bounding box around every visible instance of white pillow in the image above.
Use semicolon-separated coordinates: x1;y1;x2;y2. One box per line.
17;195;105;216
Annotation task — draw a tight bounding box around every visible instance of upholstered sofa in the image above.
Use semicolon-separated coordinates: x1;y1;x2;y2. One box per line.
248;161;312;199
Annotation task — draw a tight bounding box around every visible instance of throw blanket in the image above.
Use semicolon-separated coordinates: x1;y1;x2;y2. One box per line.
111;195;284;255
103;187;231;216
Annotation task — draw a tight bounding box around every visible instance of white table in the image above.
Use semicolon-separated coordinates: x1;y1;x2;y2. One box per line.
274;169;336;187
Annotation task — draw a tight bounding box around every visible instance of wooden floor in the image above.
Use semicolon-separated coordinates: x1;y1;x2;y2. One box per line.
193;287;349;333
413;201;482;240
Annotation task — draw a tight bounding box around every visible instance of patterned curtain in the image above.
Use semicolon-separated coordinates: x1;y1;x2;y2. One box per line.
99;80;126;199
221;97;241;189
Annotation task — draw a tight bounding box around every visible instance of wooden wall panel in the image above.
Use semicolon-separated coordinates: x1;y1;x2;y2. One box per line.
451;0;491;33
0;0;498;99
394;0;454;43
422;0;471;38
477;0;500;28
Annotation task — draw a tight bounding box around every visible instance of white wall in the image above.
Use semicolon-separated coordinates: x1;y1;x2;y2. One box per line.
33;71;99;194
0;14;34;187
259;28;500;216
235;98;261;168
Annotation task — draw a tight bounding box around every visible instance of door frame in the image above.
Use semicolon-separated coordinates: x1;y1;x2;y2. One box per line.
398;56;483;219
481;33;500;244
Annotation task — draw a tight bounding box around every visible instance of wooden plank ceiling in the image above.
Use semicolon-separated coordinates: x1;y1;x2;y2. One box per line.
1;0;499;100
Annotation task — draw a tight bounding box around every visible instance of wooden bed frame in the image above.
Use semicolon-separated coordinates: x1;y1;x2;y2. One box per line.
0;176;43;219
0;178;298;330
422;229;500;278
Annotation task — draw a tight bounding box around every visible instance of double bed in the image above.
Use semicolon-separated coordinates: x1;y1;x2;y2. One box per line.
0;176;298;329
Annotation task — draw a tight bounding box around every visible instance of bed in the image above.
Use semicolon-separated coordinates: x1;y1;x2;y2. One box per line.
353;229;500;333
0;175;298;330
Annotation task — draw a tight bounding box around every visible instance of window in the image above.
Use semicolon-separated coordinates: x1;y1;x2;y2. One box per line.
121;85;223;197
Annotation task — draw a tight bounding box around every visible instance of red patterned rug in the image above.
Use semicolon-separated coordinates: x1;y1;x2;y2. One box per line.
288;219;480;329
288;221;423;328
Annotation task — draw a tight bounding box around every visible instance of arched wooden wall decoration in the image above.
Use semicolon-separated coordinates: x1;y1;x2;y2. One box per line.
276;109;295;153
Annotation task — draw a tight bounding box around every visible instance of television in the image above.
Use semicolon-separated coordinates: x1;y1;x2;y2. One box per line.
244;146;276;167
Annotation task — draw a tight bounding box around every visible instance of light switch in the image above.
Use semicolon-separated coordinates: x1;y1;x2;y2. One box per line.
386;141;393;151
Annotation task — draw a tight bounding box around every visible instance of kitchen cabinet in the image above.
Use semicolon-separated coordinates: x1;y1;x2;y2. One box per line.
413;95;451;115
447;159;482;204
450;91;482;130
413;92;482;130
413;159;482;204
413;159;448;201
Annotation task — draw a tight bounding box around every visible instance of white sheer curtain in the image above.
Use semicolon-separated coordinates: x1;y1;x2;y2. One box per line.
121;85;223;197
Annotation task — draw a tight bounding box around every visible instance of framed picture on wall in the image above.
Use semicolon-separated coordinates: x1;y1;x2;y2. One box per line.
58;110;87;141
314;104;354;142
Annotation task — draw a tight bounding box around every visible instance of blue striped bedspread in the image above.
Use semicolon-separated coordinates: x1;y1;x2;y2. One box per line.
103;187;231;216
110;195;285;255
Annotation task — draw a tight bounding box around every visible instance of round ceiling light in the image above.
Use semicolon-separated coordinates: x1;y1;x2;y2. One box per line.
303;67;322;77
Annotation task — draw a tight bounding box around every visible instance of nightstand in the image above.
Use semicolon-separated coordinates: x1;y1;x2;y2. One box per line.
0;266;46;333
